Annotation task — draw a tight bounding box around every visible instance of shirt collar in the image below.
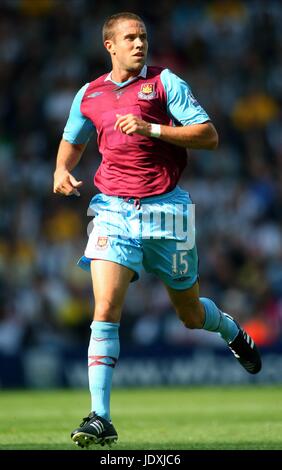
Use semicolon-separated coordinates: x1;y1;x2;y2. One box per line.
104;64;147;83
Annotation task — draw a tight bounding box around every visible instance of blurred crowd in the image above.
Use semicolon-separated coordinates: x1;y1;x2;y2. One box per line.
0;0;282;356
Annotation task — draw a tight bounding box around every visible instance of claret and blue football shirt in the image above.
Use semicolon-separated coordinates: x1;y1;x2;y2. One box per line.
63;65;210;197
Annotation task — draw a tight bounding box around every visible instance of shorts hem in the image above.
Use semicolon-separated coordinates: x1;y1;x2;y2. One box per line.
159;274;198;290
77;255;139;282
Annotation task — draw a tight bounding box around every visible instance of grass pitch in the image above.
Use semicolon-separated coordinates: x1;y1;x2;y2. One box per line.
0;386;282;450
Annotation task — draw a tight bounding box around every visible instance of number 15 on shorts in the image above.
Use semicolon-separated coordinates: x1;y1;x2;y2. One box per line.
172;251;189;276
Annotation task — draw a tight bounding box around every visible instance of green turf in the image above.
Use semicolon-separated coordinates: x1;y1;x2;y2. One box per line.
0;386;282;450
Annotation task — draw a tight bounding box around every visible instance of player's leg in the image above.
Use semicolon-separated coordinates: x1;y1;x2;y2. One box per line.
165;281;238;340
165;280;261;374
142;186;261;375
89;260;133;417
143;234;261;375
71;260;134;448
72;193;143;447
144;239;240;341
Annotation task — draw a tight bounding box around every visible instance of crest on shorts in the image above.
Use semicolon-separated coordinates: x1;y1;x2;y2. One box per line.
138;83;156;100
95;236;109;250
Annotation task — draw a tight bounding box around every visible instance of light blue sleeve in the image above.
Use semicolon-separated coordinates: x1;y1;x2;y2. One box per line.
63;83;95;144
160;69;210;126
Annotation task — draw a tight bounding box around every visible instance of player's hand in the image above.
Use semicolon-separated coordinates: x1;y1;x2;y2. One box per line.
53;168;83;197
114;114;151;136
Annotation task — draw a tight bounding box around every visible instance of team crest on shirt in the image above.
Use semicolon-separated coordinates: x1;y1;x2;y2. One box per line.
95;236;109;250
138;83;156;100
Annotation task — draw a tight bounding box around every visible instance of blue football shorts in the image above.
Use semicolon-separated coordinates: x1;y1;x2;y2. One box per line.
78;185;198;290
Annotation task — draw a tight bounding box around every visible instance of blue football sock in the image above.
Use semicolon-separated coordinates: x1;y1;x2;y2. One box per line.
88;321;120;421
200;297;239;343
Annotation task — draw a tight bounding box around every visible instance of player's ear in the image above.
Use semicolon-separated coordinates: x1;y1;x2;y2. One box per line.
104;40;115;55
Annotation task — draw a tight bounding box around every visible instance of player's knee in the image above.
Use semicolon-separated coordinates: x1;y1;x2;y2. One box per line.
94;299;121;322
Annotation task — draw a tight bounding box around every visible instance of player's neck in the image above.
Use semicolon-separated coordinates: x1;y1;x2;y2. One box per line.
111;66;142;83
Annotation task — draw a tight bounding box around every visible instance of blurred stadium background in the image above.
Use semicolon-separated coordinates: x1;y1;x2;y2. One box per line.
0;0;282;390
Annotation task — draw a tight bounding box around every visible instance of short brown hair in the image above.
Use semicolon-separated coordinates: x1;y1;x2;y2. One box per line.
102;12;144;41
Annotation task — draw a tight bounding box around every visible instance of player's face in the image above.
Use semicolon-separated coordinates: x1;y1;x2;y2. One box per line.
108;20;148;72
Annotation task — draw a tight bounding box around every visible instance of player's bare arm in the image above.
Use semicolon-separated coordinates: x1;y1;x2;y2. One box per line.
54;139;86;196
156;121;218;150
114;114;218;150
